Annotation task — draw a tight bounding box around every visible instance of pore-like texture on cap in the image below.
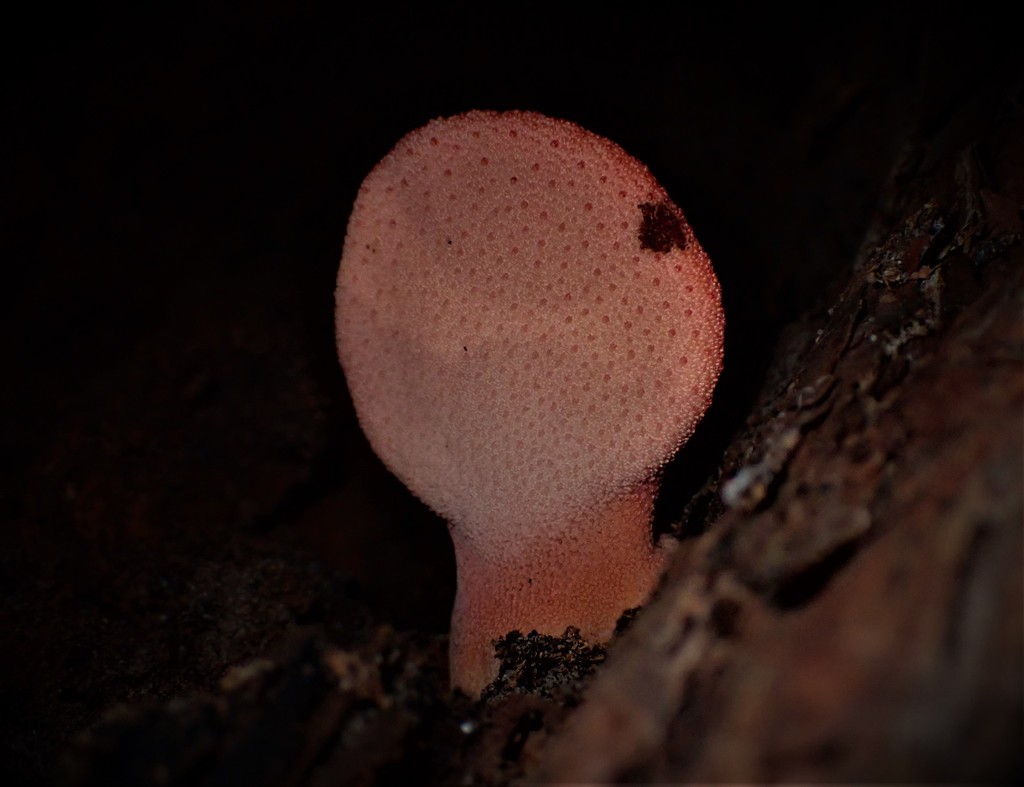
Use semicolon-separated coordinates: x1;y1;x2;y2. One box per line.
336;110;723;560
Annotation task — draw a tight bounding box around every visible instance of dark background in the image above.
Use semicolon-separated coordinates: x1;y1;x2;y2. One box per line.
3;4;1018;784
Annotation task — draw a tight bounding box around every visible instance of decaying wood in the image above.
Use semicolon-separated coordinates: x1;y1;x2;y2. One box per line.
535;111;1024;784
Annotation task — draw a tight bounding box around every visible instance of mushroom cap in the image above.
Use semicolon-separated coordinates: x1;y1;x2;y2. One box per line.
336;110;723;556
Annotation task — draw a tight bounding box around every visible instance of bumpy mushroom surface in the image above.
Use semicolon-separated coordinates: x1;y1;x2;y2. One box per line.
336;110;724;695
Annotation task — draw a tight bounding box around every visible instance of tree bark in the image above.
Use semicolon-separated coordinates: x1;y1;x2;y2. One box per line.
536;88;1023;785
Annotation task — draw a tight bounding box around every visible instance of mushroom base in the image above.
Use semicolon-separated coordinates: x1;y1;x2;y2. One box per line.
448;480;669;696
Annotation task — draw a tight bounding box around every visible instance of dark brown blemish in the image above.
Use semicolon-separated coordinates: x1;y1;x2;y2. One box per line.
638;201;688;253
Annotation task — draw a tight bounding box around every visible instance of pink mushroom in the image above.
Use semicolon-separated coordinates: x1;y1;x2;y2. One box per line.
335;110;724;695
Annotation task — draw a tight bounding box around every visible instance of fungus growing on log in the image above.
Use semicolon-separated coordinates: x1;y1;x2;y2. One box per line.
335;110;724;695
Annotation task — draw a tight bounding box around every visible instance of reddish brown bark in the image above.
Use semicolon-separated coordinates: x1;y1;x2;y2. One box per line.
537;108;1024;786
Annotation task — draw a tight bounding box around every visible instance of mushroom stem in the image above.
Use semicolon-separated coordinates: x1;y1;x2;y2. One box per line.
448;478;668;695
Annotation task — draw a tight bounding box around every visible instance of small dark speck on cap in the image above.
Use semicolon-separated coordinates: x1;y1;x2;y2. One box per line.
638;202;688;253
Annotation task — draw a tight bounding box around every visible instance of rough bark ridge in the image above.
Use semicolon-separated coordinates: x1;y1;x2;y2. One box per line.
536;98;1024;784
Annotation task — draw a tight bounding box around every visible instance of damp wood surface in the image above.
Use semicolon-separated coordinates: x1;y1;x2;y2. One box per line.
2;7;1021;787
536;123;1024;786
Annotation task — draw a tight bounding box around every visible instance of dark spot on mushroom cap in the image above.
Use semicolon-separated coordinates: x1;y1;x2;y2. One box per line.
638;201;688;253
